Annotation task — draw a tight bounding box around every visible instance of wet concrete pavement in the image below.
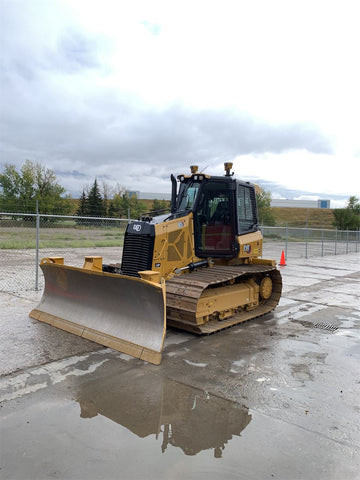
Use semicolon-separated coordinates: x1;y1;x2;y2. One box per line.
1;252;360;479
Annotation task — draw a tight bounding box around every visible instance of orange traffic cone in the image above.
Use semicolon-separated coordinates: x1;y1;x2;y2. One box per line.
279;250;286;266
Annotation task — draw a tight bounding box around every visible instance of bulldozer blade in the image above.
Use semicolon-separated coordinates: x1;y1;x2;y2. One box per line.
30;262;166;365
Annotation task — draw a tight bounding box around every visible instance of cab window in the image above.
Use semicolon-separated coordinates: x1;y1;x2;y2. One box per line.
177;182;201;211
237;185;257;233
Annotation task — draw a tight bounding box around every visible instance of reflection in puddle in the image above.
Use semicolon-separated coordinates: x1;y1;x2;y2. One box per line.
77;373;251;458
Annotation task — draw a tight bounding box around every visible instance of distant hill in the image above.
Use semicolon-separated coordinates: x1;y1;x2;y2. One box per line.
270;207;335;228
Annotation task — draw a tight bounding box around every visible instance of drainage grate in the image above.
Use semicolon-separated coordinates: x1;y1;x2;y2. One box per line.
313;322;338;332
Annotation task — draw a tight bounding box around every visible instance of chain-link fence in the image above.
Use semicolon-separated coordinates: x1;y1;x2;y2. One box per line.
261;226;359;260
0;213;129;293
1;212;359;293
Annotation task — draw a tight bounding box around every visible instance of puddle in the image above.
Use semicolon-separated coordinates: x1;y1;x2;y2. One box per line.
2;365;359;479
76;372;251;458
1;371;254;480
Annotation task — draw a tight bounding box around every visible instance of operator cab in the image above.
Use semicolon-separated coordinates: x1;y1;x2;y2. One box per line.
171;163;259;258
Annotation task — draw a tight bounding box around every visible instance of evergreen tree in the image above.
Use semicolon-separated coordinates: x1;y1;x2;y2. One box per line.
86;179;105;217
76;190;88;216
75;190;88;225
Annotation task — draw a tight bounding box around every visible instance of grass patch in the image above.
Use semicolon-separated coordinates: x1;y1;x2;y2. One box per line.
0;239;37;249
103;232;122;237
0;226;125;249
93;240;124;247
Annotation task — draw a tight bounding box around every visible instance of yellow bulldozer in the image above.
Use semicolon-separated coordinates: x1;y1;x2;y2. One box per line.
30;163;282;364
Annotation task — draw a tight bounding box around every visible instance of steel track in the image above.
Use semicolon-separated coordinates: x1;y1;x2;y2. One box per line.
166;264;282;334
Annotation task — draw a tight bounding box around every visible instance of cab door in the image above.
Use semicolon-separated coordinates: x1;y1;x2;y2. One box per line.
194;181;237;257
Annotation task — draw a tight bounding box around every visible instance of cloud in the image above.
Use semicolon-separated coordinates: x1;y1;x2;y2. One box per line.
0;0;356;202
253;178;349;208
0;0;332;181
0;91;332;195
1;25;332;168
141;21;162;36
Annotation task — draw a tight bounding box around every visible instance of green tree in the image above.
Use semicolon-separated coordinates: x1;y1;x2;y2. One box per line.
108;201;117;218
86;179;105;217
75;190;88;225
0;160;72;215
0;164;22;211
347;195;360;214
256;186;275;226
108;188;147;219
128;196;147;219
108;190;129;218
333;196;360;230
76;190;88;216
100;180;114;217
151;198;169;214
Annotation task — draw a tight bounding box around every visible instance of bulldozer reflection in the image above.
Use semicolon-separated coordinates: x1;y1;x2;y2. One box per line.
77;373;251;458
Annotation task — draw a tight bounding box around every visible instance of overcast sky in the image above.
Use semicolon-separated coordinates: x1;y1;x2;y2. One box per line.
1;0;359;207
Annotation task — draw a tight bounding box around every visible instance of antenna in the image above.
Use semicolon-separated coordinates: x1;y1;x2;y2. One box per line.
198;164;209;173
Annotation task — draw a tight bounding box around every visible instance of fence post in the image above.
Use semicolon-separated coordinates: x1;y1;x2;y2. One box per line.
335;228;337;255
305;222;308;259
321;228;324;256
35;201;40;291
346;229;349;254
285;223;288;260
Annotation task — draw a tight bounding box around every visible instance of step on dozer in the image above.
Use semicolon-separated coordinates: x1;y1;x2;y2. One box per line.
30;257;166;365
